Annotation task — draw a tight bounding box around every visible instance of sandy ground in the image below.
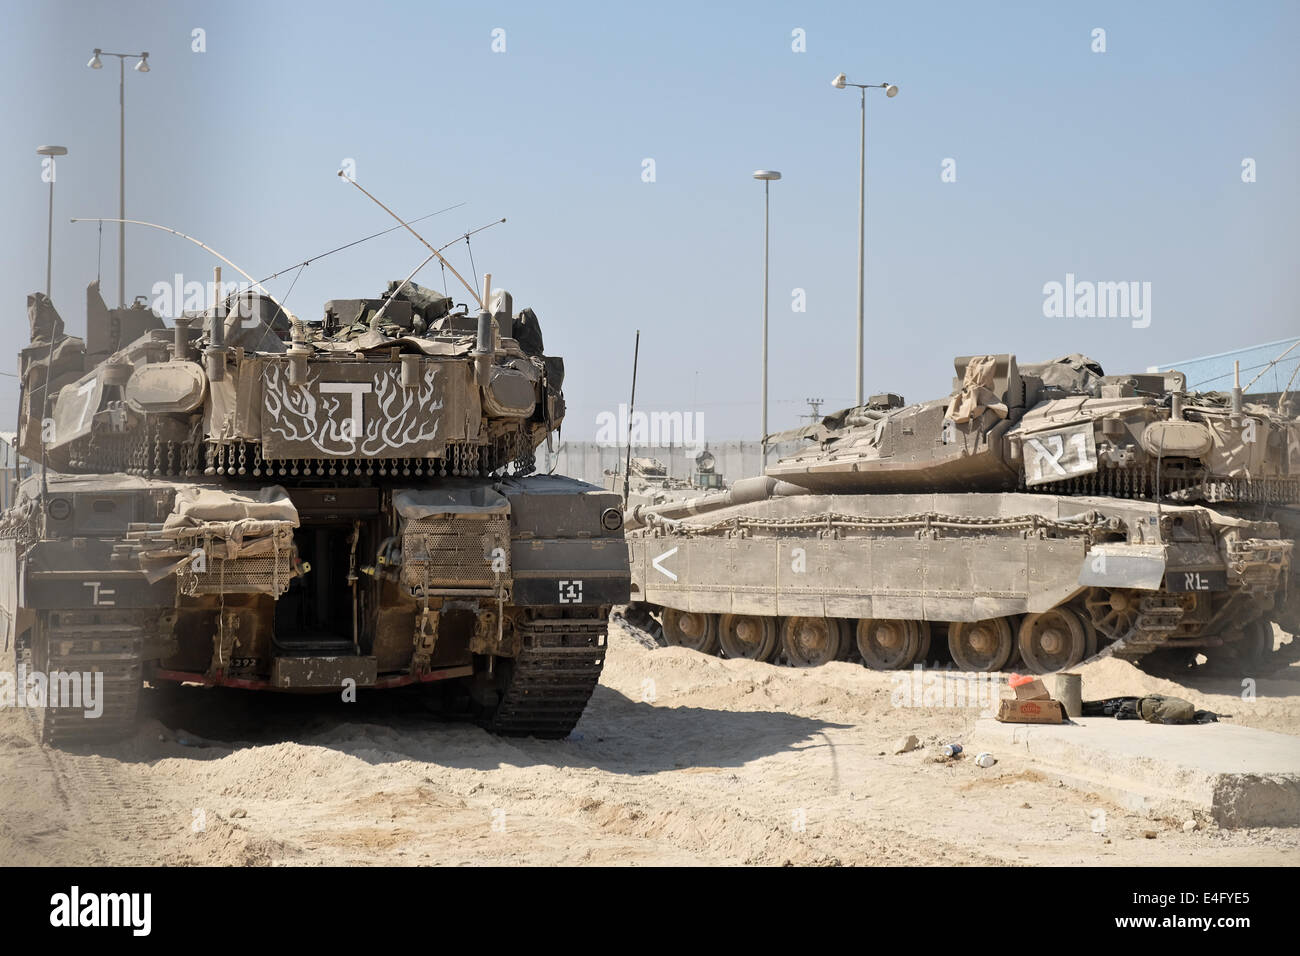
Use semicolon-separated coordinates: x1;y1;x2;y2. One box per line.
1;620;1297;866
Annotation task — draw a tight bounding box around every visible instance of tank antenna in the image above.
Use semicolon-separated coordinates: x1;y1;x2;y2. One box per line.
70;217;293;320
436;218;507;254
623;330;641;507
338;172;484;309
253;201;467;285
372;219;509;328
1278;359;1300;414
1242;338;1300;393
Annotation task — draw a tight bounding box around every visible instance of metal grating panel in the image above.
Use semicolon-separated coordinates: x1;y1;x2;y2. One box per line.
180;551;292;596
402;514;510;591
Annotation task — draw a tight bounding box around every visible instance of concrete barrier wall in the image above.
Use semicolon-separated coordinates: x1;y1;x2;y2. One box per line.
535;440;806;486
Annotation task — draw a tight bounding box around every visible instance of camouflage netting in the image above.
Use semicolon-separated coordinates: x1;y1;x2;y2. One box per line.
946;354;1009;424
27;291;65;343
1024;353;1106;393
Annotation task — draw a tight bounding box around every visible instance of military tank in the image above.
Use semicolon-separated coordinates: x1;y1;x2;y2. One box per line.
1;272;629;745
624;353;1298;674
604;451;724;509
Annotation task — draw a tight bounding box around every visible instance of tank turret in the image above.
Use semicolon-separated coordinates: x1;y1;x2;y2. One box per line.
768;353;1300;505
23;278;564;483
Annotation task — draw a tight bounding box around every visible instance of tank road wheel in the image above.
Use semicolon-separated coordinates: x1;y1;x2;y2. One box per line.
1017;607;1088;674
947;618;1015;672
1201;617;1275;674
916;623;934;665
1084;588;1141;643
1080;611;1099;659
855;618;924;670
781;617;850;667
1239;618;1277;671
1003;615;1025;670
662;608;720;655
718;614;780;662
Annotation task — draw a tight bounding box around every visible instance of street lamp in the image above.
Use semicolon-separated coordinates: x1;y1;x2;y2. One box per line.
752;170;781;461
36;146;67;298
831;73;897;405
88;48;150;307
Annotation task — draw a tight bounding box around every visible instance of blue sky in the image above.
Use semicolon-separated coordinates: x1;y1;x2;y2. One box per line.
3;0;1297;441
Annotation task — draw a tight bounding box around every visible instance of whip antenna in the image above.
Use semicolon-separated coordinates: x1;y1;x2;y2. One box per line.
255;201;466;285
372;219;507;327
338;172;484;309
623;330;641;507
69;217;292;320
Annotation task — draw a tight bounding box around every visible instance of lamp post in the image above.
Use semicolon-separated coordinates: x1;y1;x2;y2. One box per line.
88;48;150;308
36;146;68;298
831;73;897;406
752;169;781;461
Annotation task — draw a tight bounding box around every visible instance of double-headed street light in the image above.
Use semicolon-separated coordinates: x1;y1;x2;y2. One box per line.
831;73;897;406
753;169;781;460
36;145;68;298
88;48;150;308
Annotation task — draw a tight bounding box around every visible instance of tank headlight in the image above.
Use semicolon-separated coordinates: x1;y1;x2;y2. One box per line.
600;507;623;532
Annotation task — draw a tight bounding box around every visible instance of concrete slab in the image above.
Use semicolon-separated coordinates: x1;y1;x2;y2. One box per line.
970;716;1300;827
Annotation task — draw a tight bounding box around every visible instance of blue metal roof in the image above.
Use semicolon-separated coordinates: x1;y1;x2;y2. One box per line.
1148;337;1300;394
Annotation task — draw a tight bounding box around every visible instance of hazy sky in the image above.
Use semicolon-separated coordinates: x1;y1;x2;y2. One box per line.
3;0;1297;444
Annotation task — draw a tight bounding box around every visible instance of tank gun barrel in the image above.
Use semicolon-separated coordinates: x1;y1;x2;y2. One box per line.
626;475;807;529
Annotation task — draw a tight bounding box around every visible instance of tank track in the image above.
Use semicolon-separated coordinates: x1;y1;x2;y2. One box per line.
35;617;143;747
487;616;607;739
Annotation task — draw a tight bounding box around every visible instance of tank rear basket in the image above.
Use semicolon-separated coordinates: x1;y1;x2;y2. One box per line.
175;528;296;597
401;513;510;594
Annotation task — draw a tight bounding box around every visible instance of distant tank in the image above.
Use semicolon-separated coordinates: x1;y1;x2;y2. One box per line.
625;353;1298;673
1;273;629;745
691;449;724;491
605;452;724;509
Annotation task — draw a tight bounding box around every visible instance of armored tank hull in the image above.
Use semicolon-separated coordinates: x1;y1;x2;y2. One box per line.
625;354;1298;674
2;280;629;745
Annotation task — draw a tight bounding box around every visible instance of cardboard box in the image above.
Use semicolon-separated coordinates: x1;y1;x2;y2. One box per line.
1013;678;1051;701
996;697;1065;724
